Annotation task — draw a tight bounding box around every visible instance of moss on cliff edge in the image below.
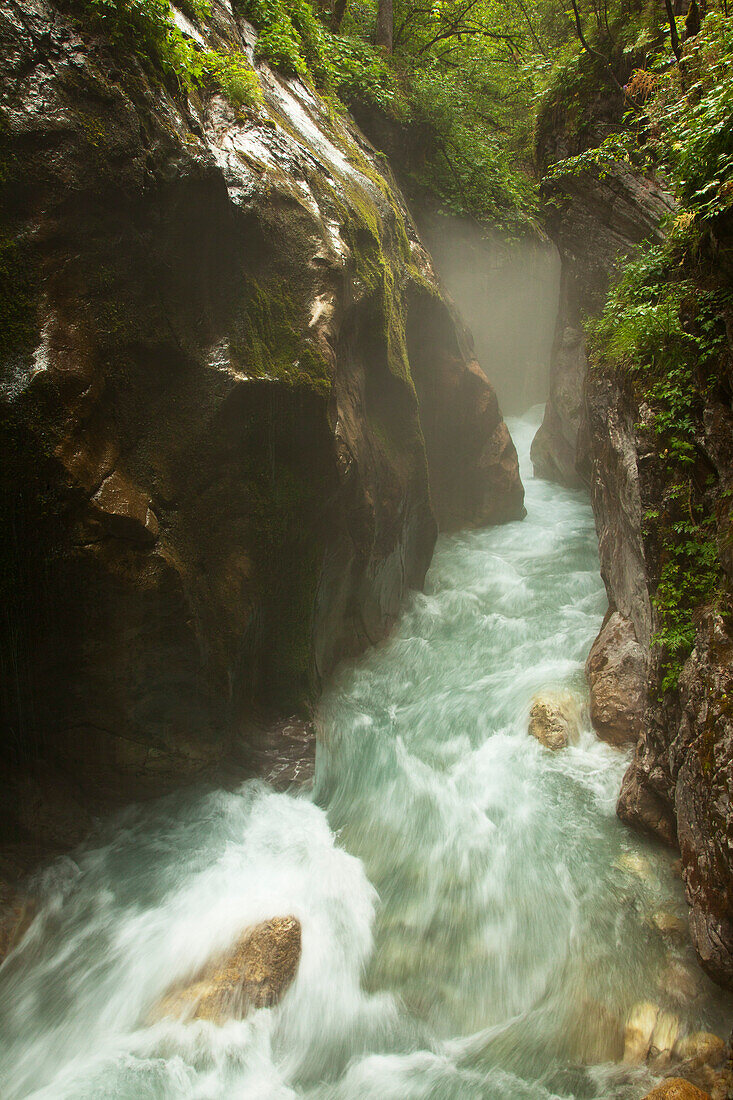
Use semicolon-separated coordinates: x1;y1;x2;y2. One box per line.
229;277;331;396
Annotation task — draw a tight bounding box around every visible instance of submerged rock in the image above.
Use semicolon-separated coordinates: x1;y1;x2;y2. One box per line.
152;916;301;1024
0;888;35;966
528;693;580;750
624;1001;659;1064
586;611;647;745
649;910;687;943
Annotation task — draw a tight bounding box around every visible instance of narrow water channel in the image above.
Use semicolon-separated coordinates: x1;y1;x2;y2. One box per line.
0;408;730;1099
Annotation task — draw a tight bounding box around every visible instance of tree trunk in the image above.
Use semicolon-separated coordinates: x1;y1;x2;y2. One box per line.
375;0;393;52
331;0;347;31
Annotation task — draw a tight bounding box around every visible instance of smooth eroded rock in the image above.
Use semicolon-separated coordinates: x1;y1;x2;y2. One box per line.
528;693;580;750
586;611;647;745
152;916;301;1024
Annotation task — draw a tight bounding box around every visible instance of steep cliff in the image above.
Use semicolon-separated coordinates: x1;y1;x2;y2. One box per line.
531;73;675;488
584;264;733;988
578;186;733;990
534;43;733;990
0;0;523;863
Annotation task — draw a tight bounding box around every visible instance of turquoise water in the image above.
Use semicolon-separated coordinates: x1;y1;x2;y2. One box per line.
0;407;729;1099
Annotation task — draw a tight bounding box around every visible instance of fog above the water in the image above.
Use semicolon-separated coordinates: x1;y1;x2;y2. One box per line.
422;214;561;416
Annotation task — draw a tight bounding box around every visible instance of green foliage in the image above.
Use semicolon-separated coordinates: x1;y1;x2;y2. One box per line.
236;0;326;77
589;235;731;693
548;11;733;224
649;506;720;691
71;0;262;107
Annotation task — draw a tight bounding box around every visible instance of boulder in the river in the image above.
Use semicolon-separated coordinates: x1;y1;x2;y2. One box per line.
528;693;580;750
640;1080;712;1100
670;1032;730;1098
586;611;647;745
152;916;301;1025
649;910;687;943
564;997;624;1063
674;1033;727;1068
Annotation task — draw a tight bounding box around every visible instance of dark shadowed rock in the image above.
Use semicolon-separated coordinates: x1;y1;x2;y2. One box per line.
0;0;522;834
531;163;674;490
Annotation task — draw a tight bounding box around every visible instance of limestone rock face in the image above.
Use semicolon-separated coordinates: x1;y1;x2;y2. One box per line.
0;0;523;827
528;694;580;750
152;916;301;1024
586;611;648;745
531;162;674;489
584;332;733;987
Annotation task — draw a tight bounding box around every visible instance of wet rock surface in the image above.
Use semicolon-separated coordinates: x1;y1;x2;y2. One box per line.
531;162;673;489
584;343;733;987
152;916;301;1023
0;0;522;858
586;610;647;745
642;1080;712;1100
527;693;580;750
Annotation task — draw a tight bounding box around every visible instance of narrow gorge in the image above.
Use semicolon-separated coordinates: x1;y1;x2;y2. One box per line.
1;0;732;1097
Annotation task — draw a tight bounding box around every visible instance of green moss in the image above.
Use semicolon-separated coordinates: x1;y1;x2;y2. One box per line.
229;276;331;396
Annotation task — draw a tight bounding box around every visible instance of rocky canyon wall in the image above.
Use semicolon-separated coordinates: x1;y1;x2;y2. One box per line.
535;73;733;989
0;0;523;866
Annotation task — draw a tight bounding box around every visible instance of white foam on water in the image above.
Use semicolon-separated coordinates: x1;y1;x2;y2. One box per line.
1;406;730;1099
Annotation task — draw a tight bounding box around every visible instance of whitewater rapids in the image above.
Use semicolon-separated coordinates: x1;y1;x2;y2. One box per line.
1;407;730;1099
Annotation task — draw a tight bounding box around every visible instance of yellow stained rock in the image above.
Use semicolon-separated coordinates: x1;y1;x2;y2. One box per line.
150;915;301;1025
674;1032;727;1068
528;692;581;750
624;1001;659;1063
640;1078;712;1099
649;1009;680;1065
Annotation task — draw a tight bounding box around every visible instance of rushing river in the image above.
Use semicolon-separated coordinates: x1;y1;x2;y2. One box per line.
1;407;730;1099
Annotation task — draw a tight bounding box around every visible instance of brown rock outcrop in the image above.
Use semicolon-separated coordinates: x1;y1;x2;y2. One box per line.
528;694;580;750
152;916;301;1024
0;0;523;840
584;348;733;986
586;610;648;745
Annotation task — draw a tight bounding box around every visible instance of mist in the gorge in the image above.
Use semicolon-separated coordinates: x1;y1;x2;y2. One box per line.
422;214;560;414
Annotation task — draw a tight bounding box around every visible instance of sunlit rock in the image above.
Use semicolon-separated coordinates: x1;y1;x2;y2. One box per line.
616;852;653;883
527;693;580;750
649;1010;680;1066
623;1001;659;1063
151;916;301;1024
